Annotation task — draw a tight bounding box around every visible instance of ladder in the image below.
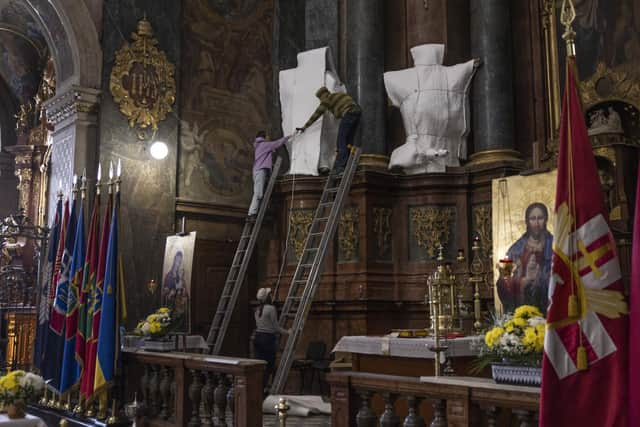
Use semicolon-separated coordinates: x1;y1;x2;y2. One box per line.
207;156;283;354
270;147;361;395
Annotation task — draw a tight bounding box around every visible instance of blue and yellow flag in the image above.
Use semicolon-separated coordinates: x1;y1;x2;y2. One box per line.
34;197;62;371
94;193;119;393
60;200;85;394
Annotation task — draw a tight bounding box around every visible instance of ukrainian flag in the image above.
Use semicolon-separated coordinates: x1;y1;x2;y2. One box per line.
94;194;119;393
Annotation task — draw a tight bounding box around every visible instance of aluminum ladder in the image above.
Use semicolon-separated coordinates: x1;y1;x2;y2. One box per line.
206;156;283;354
270;147;361;394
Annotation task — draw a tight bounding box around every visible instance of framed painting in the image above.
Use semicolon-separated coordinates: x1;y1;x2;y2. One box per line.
161;231;196;333
492;170;557;315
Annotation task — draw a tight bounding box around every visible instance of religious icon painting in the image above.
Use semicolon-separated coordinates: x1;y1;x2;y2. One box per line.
161;231;196;333
491;170;557;316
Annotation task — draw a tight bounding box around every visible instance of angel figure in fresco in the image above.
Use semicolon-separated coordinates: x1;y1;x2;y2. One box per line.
496;203;553;315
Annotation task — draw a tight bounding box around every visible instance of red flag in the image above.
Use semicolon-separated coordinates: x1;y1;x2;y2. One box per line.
540;58;628;426
76;191;100;397
630;163;640;424
80;191;112;400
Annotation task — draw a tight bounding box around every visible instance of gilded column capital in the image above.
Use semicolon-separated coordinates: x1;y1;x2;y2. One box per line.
44;85;101;128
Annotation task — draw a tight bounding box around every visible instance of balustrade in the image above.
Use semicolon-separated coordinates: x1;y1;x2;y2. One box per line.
123;350;265;427
328;372;539;427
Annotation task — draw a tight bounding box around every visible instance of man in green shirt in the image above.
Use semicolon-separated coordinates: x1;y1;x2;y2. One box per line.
297;87;361;175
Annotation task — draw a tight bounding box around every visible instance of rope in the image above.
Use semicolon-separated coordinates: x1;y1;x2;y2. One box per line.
272;134;298;302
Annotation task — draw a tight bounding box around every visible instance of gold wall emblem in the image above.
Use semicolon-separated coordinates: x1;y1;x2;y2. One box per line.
110;18;176;138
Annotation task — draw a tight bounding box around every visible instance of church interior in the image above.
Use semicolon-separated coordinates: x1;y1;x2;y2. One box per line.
0;0;638;426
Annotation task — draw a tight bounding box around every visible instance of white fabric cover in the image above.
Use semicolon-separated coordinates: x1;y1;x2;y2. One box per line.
331;335;481;359
279;47;345;175
385;44;477;174
263;395;331;416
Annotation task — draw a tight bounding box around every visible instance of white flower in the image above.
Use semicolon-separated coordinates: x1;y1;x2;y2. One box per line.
22;373;44;392
528;316;546;326
141;323;151;334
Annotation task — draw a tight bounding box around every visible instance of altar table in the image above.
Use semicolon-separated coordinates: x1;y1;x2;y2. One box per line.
0;414;46;427
332;335;483;377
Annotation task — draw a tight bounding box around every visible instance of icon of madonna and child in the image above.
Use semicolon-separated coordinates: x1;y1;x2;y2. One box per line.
496;202;553;316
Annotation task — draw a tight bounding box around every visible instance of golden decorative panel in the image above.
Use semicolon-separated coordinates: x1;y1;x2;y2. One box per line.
581;62;640;110
409;206;456;259
338;207;359;262
472;205;492;261
110;18;176;139
372;207;392;261
288;209;314;262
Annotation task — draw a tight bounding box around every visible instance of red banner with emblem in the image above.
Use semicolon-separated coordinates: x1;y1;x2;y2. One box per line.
539;57;628;426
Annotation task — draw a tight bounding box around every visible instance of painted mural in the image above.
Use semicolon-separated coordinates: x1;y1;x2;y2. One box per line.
0;0;48;103
557;0;640;80
179;0;274;205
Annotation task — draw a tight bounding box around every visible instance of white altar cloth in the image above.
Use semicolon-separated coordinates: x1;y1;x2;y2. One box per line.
0;414;46;427
332;335;481;359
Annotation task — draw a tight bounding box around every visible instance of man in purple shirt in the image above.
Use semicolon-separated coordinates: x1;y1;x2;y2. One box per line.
248;130;292;221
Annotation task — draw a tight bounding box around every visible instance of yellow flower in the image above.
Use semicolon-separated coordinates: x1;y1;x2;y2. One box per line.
522;327;538;351
158;307;170;314
146;314;159;322
512;316;527;327
504;321;515;333
535;324;546;352
514;305;542;319
484;327;505;349
149;322;162;334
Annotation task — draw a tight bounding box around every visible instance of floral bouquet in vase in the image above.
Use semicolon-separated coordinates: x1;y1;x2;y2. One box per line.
0;371;45;418
473;305;546;386
133;307;172;340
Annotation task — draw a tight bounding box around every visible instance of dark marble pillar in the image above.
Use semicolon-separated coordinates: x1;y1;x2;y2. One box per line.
271;0;306;137
306;0;339;55
346;0;386;164
100;0;181;325
469;0;521;166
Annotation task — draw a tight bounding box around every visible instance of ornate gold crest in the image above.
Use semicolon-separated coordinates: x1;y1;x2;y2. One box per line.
110;18;176;139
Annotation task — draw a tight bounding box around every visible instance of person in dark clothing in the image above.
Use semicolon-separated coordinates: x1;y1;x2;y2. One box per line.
253;287;290;393
296;87;361;175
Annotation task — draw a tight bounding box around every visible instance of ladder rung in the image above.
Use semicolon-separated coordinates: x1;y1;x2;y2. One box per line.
316;217;329;222
326;188;339;193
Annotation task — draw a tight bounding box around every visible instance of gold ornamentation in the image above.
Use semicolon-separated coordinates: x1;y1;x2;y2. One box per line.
372;207;392;260
581;62;640;110
14;103;32;136
410;206;455;258
289;210;314;261
472;205;492;262
338;207;359;262
110;18;176;139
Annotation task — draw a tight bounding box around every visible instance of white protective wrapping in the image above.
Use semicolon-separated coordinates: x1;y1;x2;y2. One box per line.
279;47;345;175
385;44;477;174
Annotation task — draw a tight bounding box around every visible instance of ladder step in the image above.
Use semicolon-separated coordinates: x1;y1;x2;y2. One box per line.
326;188;339;193
316;217;329;222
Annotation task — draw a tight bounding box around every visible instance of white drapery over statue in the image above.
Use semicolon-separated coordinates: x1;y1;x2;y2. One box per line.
279;47;345;175
384;44;477;174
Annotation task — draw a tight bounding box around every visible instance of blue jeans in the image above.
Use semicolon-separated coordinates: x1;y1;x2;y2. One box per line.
335;111;361;171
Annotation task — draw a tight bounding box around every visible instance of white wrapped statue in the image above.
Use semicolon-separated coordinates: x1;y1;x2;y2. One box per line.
279;47;345;175
384;44;479;174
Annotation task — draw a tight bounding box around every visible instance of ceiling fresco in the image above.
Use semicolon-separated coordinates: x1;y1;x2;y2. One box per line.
0;0;48;104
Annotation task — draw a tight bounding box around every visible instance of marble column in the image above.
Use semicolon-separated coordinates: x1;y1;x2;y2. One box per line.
346;0;386;167
44;85;101;224
468;0;521;166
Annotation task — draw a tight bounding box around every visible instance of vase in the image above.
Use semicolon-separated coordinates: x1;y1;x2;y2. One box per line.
491;363;542;387
7;400;26;419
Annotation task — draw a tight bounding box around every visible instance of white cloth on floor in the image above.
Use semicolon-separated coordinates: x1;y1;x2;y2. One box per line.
0;414;46;427
279;46;344;175
263;395;331;417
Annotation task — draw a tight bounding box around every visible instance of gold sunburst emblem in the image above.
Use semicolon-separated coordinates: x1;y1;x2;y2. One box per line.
110;17;176;139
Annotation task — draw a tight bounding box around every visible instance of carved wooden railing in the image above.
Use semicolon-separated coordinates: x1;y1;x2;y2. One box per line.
328;371;540;427
123;350;265;427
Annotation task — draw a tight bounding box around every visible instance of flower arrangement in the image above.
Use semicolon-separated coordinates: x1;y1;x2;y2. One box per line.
133;307;172;338
472;305;546;373
0;370;45;406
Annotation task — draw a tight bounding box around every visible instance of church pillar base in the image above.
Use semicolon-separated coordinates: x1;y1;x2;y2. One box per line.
358;154;389;170
465;149;523;169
